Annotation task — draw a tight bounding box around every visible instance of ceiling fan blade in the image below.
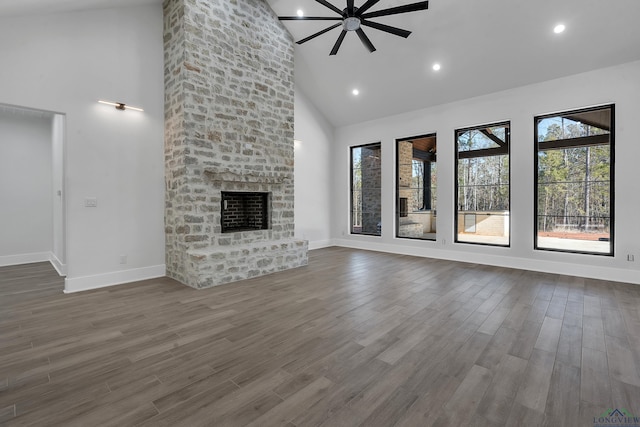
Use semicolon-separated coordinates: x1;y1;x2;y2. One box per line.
279;16;342;21
297;23;342;45
361;20;411;38
330;30;348;55
315;0;343;16
347;0;355;15
361;1;428;19
356;28;376;53
356;0;381;16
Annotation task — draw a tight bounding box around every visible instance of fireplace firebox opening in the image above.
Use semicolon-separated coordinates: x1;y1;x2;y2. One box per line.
221;192;270;233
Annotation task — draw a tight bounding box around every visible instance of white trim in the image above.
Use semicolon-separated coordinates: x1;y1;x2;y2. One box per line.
64;264;166;293
49;252;67;276
333;239;640;286
308;239;335;250
0;252;50;267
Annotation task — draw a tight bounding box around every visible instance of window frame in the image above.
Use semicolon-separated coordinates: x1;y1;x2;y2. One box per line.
395;133;437;241
533;104;615;256
454;121;511;247
350;142;382;236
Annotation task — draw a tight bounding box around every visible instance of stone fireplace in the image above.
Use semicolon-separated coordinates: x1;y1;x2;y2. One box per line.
163;0;308;289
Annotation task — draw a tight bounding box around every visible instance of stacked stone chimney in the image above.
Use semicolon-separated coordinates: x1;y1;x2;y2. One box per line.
163;0;308;289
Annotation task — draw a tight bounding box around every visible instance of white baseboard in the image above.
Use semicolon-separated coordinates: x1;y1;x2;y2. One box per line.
0;252;50;267
333;238;640;286
64;264;166;293
308;239;335;250
49;252;67;276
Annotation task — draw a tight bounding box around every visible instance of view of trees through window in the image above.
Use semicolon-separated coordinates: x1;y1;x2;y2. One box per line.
455;122;510;246
351;143;381;236
349;106;612;253
535;105;613;254
396;134;437;240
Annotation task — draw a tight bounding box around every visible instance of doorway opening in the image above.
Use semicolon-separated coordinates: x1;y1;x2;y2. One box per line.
0;103;66;276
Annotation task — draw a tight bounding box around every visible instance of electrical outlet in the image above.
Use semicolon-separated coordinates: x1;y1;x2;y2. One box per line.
119;255;127;264
84;197;97;207
442;239;446;245
627;254;635;262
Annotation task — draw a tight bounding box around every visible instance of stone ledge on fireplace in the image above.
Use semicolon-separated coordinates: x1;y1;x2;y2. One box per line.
185;239;308;289
204;169;292;185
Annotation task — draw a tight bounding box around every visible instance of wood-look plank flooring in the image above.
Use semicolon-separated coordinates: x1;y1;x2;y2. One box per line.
1;248;640;426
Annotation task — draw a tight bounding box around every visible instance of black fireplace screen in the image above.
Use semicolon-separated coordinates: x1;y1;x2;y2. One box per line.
221;192;270;233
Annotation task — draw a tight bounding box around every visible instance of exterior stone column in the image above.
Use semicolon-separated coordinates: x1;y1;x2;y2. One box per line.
361;146;382;234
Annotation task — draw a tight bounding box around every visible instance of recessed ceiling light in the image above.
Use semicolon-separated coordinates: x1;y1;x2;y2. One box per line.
553;24;565;34
432;63;441;71
297;9;304;17
352;89;360;96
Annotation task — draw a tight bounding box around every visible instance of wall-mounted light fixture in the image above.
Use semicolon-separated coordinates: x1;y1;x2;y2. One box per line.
98;100;144;112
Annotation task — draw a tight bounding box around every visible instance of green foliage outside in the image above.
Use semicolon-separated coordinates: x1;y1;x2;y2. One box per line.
537;119;611;235
457;128;510;212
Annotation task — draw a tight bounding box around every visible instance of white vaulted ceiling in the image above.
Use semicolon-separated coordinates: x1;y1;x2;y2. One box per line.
0;0;159;17
267;0;640;126
2;0;640;127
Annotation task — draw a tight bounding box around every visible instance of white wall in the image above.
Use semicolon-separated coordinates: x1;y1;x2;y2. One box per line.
0;5;165;292
51;114;66;274
294;87;334;249
333;60;640;285
0;110;53;261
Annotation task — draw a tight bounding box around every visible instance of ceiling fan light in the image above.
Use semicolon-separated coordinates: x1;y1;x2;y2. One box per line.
343;17;361;31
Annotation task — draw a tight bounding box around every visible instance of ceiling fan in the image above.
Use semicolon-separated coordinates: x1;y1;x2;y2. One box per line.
279;0;429;56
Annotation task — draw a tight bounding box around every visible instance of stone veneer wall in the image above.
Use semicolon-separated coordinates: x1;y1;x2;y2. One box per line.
164;0;308;289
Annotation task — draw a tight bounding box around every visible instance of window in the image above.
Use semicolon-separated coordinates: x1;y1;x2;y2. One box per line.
351;143;381;236
455;122;510;246
535;105;614;255
396;134;436;240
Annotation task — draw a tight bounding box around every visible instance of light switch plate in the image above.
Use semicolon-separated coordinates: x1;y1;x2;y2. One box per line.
84;197;97;207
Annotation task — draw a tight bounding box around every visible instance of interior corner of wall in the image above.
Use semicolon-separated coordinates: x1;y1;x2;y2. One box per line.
49;251;67;276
